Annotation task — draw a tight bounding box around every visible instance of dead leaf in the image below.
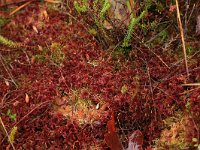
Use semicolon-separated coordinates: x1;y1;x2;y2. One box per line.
104;112;123;150
4;79;9;86
38;45;43;51
25;93;29;103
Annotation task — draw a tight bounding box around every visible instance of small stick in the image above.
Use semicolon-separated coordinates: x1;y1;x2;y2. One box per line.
182;83;200;86
175;0;189;77
0;54;18;88
14;100;49;126
9;1;33;16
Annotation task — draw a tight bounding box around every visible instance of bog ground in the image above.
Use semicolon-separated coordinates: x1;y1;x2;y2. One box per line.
0;1;200;149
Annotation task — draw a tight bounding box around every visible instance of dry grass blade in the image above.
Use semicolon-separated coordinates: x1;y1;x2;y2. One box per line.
9;1;33;16
175;0;189;77
0;117;16;150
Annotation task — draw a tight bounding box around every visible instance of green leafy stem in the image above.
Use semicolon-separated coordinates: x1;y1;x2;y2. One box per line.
121;0;153;48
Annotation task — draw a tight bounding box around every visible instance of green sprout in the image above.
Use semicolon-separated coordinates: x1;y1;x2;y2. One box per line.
6;109;16;121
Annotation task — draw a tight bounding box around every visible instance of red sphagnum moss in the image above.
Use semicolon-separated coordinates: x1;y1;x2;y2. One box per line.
0;2;199;149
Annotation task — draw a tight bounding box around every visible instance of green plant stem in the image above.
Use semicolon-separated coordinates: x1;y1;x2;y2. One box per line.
100;0;110;22
122;10;147;47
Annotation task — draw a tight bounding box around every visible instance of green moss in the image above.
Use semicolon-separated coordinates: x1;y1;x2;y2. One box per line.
154;111;195;149
0;17;18;48
0;35;19;48
50;42;65;65
121;0;152;48
74;0;88;13
0;16;9;29
89;28;97;36
122;10;148;48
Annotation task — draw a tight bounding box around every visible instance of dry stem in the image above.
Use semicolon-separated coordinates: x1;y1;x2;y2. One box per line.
175;0;189;77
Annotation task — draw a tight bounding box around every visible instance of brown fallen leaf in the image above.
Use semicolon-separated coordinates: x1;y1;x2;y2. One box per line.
104;112;123;150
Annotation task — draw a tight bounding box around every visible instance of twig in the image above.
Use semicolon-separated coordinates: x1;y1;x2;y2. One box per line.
9;1;33;16
182;83;200;86
146;63;157;121
44;0;61;3
0;92;10;108
14;100;49;126
149;48;170;69
0;117;16;150
146;64;153;96
175;0;189;77
145;22;173;45
183;0;189;33
137;46;170;69
187;4;196;26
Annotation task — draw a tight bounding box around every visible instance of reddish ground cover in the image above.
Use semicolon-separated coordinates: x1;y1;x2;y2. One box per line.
0;2;199;149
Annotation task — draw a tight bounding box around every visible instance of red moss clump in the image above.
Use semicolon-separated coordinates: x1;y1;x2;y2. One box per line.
0;2;199;149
